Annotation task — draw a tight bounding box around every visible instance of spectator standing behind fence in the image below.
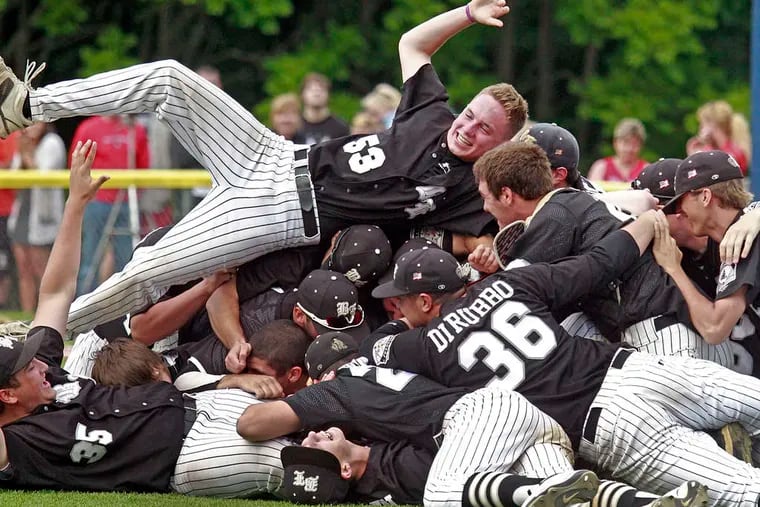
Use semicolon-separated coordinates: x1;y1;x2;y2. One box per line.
588;118;648;182
0;131;18;308
7;123;65;312
361;83;402;129
295;72;349;145
71;115;149;297
686;100;749;174
169;65;223;207
269;93;302;141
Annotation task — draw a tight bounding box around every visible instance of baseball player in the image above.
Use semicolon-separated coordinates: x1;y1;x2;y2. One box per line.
0;0;522;336
362;209;760;506
0;142;294;498
658;152;760;347
473;141;740;367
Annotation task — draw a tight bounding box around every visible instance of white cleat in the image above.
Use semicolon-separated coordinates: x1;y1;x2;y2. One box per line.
645;481;709;507
523;469;599;507
0;57;45;138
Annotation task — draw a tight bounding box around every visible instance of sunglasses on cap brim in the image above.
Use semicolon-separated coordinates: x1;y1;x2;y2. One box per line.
296;303;365;330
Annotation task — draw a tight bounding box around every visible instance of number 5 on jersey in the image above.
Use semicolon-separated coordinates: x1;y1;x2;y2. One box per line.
343;134;386;174
70;423;113;464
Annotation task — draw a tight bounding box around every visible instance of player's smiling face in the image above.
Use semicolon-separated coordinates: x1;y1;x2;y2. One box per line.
5;358;57;414
447;94;510;162
302;427;352;469
478;178;513;228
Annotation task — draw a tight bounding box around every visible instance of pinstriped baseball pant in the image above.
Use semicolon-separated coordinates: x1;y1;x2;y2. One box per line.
424;387;574;507
29;60;320;333
579;349;760;507
172;389;295;498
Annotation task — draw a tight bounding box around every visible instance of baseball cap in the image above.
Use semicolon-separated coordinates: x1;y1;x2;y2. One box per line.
630;158;682;205
521;123;580;172
662;151;744;214
371;248;468;299
305;331;359;380
296;270;368;339
281;446;350;504
377;238;441;286
323;225;392;287
0;324;44;386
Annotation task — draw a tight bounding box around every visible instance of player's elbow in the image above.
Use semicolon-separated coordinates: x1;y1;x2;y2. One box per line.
236;407;261;441
698;320;733;345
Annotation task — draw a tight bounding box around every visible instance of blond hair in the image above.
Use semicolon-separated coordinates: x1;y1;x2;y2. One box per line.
697;101;734;137
614;118;646;142
709;180;753;210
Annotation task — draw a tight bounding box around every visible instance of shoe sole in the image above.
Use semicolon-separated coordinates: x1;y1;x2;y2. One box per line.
523;470;600;507
649;483;710;507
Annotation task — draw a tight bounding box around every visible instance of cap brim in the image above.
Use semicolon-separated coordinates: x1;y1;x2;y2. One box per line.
13;329;43;375
662;192;685;214
371;281;410;299
313;321;370;341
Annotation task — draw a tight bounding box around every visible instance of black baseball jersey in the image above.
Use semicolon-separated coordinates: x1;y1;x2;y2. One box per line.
309;64;493;237
350;441;433;505
284;359;468;453
295;115;350;146
2;327;185;492
508;189;686;338
363;230;644;449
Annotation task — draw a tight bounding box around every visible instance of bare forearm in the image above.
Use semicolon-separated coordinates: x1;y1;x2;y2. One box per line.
237;402;299;441
207;280;246;350
666;266;735;344
131;280;217;345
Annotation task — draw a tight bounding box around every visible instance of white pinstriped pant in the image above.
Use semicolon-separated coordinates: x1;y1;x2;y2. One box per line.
171;388;296;498
424;387;574;507
29;60;319;334
579;350;760;507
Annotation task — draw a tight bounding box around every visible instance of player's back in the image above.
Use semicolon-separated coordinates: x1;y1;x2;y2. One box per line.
284;358;468;452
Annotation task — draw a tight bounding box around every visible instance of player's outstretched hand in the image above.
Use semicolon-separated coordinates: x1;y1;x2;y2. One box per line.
652;211;682;274
468;0;510;27
225;341;252;374
720;207;760;264
232;373;284;399
468;244;499;274
69;140;108;204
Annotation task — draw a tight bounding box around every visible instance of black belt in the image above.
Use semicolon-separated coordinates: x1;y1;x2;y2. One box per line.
182;396;197;438
653;313;680;332
294;148;319;239
582;348;633;444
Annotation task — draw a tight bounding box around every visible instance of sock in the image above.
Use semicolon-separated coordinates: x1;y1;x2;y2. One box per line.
592;480;658;507
22;96;30;119
462;472;541;507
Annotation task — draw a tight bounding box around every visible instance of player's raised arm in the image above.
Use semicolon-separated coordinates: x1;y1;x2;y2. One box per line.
32;141;108;336
399;0;510;82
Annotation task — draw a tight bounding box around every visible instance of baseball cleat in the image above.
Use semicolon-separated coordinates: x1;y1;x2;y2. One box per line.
0;57;45;138
709;422;752;463
522;469;599;507
645;480;709;507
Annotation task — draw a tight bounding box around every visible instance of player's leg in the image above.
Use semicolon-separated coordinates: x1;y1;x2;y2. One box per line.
425;387;587;507
622;317;735;370
66;170;314;333
65;330;108;377
21;59;289;188
580;351;760;506
172;389;293;498
592;480;708;507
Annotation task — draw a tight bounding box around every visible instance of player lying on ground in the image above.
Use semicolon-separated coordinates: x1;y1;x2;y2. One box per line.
361;208;760;506
238;328;707;507
0;0;520;336
0;141;294;498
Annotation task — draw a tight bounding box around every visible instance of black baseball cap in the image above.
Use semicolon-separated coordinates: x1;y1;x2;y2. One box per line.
521;123;580;170
372;248;467;299
281;446;350;504
296;270;369;339
0;325;44;386
305;331;359;380
662;151;744;214
630;158;682;205
323;225;392;287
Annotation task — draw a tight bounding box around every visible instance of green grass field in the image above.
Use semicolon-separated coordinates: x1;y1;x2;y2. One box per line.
0;491;365;506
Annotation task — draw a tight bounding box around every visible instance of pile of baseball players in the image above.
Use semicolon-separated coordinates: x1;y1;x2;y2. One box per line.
0;0;759;506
